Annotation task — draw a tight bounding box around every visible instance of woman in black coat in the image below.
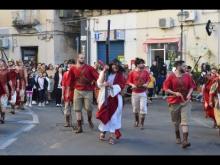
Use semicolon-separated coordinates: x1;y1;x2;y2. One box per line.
54;67;64;107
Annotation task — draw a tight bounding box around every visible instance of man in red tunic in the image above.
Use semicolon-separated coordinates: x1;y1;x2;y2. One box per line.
203;67;218;128
15;60;28;110
127;58;150;130
67;54;99;133
62;59;75;127
0;78;6;123
0;59;11;123
163;60;195;149
8;59;19;114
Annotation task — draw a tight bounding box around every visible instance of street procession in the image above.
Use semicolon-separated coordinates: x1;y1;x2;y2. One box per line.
0;10;220;155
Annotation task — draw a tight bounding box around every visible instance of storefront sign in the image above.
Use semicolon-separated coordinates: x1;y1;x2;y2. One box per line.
115;30;125;40
95;30;125;41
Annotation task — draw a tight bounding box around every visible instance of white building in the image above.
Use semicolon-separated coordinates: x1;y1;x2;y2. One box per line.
89;10;220;70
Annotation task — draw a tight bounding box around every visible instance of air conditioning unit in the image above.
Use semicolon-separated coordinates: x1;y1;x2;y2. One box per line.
184;10;197;22
59;10;68;18
0;38;9;49
159;17;174;29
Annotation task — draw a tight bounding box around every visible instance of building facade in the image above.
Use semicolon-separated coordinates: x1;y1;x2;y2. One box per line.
88;10;220;70
0;10;79;65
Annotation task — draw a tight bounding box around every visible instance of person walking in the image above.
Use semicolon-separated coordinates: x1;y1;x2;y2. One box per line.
203;67;218;128
163;60;195;148
127;58;150;130
209;68;220;136
15;60;28;110
96;59;126;144
66;54;99;133
0;59;11;123
62;59;75;127
8;59;19;114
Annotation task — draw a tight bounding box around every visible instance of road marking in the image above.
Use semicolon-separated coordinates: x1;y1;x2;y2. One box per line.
0;138;17;150
23;124;35;132
0;107;39;150
191;117;212;128
0;125;28;149
50;143;62;149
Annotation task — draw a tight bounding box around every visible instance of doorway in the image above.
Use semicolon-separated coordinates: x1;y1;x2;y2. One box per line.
148;43;178;70
21;46;38;66
151;49;164;69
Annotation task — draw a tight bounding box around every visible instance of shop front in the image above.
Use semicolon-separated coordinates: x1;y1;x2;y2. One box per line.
143;38;180;70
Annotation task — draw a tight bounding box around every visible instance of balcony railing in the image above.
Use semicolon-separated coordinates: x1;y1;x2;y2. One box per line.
12;10;40;28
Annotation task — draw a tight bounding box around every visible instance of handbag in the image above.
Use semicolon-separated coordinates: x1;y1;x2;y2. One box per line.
10;91;17;104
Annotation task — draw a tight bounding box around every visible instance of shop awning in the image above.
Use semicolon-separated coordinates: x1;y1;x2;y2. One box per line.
143;37;180;53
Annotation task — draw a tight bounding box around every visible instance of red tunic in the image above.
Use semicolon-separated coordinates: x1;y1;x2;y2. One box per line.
127;69;150;93
16;66;27;89
0;69;9;92
15;67;27;105
203;75;217;121
163;73;195;104
62;71;74;102
0;81;6;97
68;64;99;91
8;68;18;89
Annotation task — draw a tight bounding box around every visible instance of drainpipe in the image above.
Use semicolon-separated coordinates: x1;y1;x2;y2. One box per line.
86;18;91;65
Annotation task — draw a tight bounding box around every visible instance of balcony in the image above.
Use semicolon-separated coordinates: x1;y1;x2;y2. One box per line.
59;10;82;19
12;10;40;29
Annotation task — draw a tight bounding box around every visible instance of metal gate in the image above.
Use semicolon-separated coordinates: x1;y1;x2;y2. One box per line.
97;41;124;63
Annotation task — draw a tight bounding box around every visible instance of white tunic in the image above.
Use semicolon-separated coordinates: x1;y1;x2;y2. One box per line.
97;71;123;133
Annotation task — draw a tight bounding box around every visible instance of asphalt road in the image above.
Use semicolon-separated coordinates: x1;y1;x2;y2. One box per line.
0;98;220;155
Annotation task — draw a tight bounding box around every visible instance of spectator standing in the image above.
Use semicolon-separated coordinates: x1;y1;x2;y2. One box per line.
46;64;55;101
54;67;63;107
25;73;35;107
43;72;50;105
36;72;48;107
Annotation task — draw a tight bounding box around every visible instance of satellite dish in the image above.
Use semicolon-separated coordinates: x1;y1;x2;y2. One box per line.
206;20;214;36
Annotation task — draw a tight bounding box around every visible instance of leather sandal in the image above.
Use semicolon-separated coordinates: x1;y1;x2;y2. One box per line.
109;137;115;145
99;133;105;141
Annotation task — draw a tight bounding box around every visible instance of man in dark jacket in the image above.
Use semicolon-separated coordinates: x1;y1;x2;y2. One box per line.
150;61;159;97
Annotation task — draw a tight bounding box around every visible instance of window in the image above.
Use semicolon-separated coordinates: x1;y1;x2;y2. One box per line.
150;43;164;49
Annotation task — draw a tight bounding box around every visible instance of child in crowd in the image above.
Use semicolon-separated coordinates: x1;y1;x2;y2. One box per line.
36;72;48;107
25;73;35;107
43;72;50;105
147;72;156;103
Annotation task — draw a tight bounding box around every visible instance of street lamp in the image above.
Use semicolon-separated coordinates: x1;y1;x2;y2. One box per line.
177;10;189;60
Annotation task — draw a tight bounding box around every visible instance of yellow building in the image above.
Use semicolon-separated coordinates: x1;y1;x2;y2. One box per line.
0;10;79;65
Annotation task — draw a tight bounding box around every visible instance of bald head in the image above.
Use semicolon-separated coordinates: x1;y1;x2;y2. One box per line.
77;54;85;65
